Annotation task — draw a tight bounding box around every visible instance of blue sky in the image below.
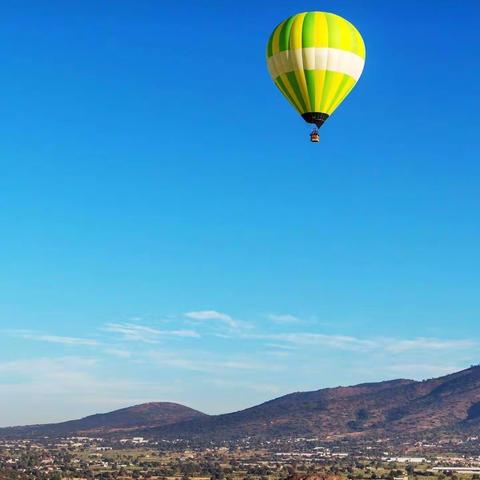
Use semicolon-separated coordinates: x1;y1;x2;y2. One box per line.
1;0;479;426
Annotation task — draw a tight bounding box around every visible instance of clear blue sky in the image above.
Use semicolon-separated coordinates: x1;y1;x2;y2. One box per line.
1;0;479;426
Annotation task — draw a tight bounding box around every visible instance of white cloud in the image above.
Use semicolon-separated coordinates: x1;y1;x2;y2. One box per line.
148;351;282;374
268;313;301;324
247;332;376;352
384;337;476;353
0;356;97;375
265;343;298;351
385;363;459;377
244;331;476;354
206;378;282;395
103;348;132;358
184;310;238;329
103;323;199;343
7;330;100;347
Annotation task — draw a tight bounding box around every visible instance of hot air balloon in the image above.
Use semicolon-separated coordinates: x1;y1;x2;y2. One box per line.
266;12;366;142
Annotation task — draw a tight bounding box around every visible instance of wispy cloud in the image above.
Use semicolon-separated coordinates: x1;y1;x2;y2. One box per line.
384;337;476;353
103;347;132;358
247;332;376;352
268;313;301;324
7;330;100;347
385;363;460;377
148;351;283;374
103;323;199;343
184;310;239;329
265;343;298;351
206;378;282;395
0;356;98;375
242;331;476;354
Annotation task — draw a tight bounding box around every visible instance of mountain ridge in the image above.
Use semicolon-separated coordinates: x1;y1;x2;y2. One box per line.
0;402;206;437
2;365;479;440
132;365;480;440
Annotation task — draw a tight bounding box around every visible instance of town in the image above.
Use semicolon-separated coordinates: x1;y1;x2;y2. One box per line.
1;435;480;480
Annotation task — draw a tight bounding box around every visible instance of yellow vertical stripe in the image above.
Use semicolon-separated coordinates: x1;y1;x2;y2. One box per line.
274;78;298;111
271;20;286;56
289;13;305;50
312;12;327;111
277;73;303;113
313;12;329;48
354;26;366;59
341;15;355;52
328;78;356;114
313;70;326;112
320;72;343;113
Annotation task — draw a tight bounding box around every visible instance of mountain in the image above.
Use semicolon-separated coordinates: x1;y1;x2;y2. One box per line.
147;365;480;440
0;402;207;438
2;365;480;440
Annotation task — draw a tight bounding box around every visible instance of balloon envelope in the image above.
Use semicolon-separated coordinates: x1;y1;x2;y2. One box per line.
266;12;366;128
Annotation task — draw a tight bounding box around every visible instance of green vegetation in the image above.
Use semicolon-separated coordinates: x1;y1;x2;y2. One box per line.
2;436;480;480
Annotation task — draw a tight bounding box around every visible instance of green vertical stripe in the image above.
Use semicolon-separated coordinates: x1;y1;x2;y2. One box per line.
353;24;366;58
324;74;352;113
325;13;337;50
301;12;316;48
275;76;300;112
268;12;365;57
267;31;275;57
304;70;316;113
279;15;295;52
319;70;335;112
285;71;307;113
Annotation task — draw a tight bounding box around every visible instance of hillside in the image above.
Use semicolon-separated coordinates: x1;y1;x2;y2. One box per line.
148;365;480;440
2;366;480;440
0;402;207;438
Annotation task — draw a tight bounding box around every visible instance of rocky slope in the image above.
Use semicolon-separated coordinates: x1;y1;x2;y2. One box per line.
0;402;207;437
2;365;480;440
148;365;480;440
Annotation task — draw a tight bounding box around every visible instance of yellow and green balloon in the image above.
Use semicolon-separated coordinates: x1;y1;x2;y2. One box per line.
266;12;365;130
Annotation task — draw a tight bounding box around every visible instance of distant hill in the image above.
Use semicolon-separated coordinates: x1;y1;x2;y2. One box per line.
0;402;207;438
2;366;480;440
148;365;480;440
